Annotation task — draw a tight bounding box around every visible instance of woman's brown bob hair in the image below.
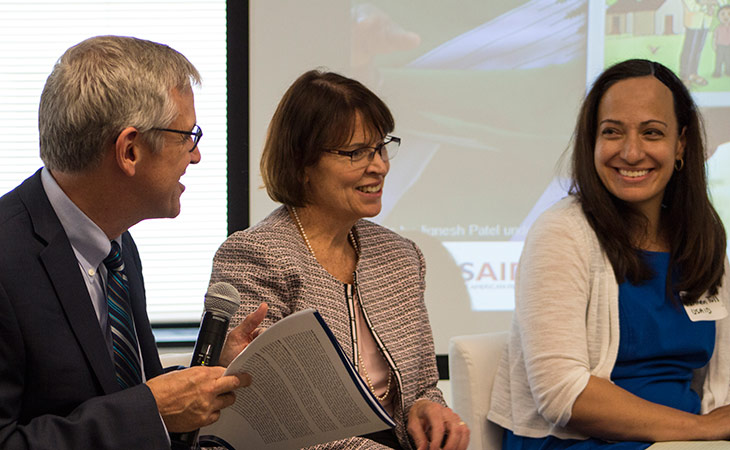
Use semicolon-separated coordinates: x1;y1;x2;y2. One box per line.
570;59;725;304
260;69;394;207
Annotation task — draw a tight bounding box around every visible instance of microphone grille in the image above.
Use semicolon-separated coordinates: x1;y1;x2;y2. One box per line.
204;282;240;318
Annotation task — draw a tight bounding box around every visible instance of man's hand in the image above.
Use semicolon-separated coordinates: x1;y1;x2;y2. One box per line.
218;302;268;367
147;366;251;432
407;399;470;450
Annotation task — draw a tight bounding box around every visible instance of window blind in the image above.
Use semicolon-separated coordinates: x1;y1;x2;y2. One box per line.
0;0;227;323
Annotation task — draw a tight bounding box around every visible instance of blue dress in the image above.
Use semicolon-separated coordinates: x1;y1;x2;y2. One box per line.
503;251;716;449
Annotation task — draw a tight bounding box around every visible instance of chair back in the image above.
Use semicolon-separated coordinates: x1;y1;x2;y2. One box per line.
449;331;509;450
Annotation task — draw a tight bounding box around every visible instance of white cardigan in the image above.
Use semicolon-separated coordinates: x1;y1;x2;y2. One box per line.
488;196;730;440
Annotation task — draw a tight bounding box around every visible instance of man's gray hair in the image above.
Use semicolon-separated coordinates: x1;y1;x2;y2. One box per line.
39;35;201;172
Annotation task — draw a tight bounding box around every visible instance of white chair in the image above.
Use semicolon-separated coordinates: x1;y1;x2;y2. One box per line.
449;331;508;450
159;350;193;368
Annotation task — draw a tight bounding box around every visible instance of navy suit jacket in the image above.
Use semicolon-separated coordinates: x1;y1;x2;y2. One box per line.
0;170;170;449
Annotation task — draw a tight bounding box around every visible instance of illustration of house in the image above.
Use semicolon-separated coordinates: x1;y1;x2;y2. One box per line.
606;0;684;36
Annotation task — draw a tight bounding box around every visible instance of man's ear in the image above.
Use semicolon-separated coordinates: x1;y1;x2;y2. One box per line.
115;127;141;176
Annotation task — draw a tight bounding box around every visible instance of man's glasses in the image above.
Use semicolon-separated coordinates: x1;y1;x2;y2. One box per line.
151;124;203;153
324;135;400;168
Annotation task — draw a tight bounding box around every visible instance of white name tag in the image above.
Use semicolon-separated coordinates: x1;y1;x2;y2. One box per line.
684;295;728;322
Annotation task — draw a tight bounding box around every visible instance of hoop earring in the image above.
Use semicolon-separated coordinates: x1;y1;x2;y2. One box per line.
674;158;684;172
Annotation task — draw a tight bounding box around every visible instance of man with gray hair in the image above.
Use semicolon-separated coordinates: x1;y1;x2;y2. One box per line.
0;35;265;449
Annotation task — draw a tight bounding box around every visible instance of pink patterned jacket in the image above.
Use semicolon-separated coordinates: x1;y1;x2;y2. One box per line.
210;206;446;450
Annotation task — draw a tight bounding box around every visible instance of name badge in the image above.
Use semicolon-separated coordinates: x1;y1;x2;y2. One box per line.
684;295;728;322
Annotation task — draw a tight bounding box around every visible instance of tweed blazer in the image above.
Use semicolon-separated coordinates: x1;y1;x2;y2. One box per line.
210;206;445;450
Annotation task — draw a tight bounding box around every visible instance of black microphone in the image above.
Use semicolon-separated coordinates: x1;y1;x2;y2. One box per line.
170;282;240;450
190;282;240;367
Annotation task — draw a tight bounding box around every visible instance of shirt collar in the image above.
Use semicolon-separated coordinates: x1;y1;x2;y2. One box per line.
41;167;120;269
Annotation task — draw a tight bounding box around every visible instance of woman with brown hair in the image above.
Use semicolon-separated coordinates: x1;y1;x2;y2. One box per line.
488;59;730;448
209;69;469;450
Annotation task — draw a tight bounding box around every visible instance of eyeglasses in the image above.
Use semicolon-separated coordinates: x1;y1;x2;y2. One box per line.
324;135;400;167
151;124;203;153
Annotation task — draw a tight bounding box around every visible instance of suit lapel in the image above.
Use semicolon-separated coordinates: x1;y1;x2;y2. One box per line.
19;171;120;394
122;233;163;378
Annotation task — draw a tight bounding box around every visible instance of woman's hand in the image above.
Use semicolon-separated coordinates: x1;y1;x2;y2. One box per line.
218;302;268;368
696;404;730;441
407;399;469;450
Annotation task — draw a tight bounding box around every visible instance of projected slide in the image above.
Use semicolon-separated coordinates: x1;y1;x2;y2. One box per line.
368;0;589;311
250;0;730;351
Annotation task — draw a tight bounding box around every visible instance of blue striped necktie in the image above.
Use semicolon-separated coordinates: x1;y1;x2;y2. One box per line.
103;241;142;389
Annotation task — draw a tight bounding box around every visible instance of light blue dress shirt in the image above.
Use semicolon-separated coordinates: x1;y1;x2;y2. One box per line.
40;167;144;372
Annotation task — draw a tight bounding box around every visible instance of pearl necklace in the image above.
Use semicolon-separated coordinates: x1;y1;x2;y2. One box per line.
290;206;358;258
358;349;392;401
290;206;391;401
